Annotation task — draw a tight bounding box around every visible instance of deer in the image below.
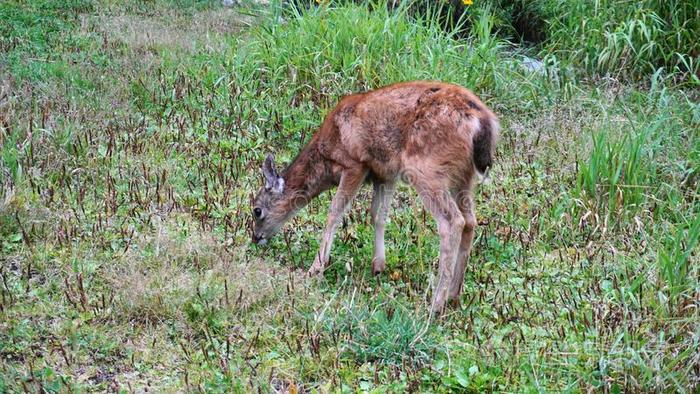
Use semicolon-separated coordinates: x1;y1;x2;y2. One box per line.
251;81;499;314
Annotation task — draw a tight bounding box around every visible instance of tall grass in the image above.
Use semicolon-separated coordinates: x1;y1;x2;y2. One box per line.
548;0;697;80
441;0;700;83
576;127;653;222
246;1;511;98
658;213;700;312
282;0;700;83
536;0;699;82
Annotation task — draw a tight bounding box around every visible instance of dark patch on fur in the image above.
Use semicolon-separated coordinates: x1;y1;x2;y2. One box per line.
473;118;493;174
283;142;337;199
368;145;389;162
467;100;481;111
339;103;355;122
383;125;405;150
429;87;441;92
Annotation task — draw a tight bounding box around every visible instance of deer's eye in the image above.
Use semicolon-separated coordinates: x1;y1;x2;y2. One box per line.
253;207;263;218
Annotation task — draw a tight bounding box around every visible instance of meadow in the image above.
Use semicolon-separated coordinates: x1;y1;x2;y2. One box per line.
0;0;698;391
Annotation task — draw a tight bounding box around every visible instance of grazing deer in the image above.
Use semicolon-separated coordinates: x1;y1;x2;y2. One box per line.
251;81;498;314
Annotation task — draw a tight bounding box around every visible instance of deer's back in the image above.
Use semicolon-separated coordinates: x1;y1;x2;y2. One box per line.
316;81;496;181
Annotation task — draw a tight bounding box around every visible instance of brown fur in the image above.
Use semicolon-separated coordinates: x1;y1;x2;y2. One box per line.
252;81;499;315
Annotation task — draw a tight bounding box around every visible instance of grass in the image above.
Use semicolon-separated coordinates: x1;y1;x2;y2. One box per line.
1;0;699;392
467;0;700;84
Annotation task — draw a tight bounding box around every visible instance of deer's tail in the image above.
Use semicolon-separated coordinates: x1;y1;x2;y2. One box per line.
472;117;499;178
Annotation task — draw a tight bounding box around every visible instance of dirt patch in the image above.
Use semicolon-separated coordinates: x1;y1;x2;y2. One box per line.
91;8;255;53
107;214;308;325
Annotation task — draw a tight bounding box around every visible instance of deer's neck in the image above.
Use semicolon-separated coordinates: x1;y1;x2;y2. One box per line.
281;141;337;211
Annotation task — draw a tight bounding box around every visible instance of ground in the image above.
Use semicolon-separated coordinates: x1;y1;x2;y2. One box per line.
0;0;699;392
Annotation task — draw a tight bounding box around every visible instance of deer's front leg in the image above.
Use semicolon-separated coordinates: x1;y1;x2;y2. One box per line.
370;181;395;275
308;168;367;275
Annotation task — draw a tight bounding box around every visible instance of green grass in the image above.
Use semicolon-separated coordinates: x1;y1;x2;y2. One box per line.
1;0;699;392
467;0;700;84
542;0;700;83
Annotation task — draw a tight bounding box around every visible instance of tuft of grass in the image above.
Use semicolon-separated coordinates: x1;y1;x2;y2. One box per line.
329;296;436;368
575;127;653;223
658;214;700;312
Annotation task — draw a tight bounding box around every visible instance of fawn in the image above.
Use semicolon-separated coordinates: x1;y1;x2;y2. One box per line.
251;81;498;314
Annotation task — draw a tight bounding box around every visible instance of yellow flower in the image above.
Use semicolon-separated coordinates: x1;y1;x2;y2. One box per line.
390;270;401;281
462;0;474;5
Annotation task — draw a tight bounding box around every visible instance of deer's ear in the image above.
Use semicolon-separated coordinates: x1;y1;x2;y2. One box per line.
262;154;277;188
262;154;285;193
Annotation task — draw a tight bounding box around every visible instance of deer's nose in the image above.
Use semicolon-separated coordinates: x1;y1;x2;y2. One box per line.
252;232;266;245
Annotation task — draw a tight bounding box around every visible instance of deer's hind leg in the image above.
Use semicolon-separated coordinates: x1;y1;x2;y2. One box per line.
408;171;464;315
370;180;396;275
449;179;477;304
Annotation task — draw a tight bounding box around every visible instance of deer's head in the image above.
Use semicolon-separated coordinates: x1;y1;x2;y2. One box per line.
251;154;289;245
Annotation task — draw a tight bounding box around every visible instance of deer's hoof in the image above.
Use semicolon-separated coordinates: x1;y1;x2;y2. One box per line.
430;304;447;318
307;261;325;276
371;257;386;275
430;289;449;317
307;267;320;276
